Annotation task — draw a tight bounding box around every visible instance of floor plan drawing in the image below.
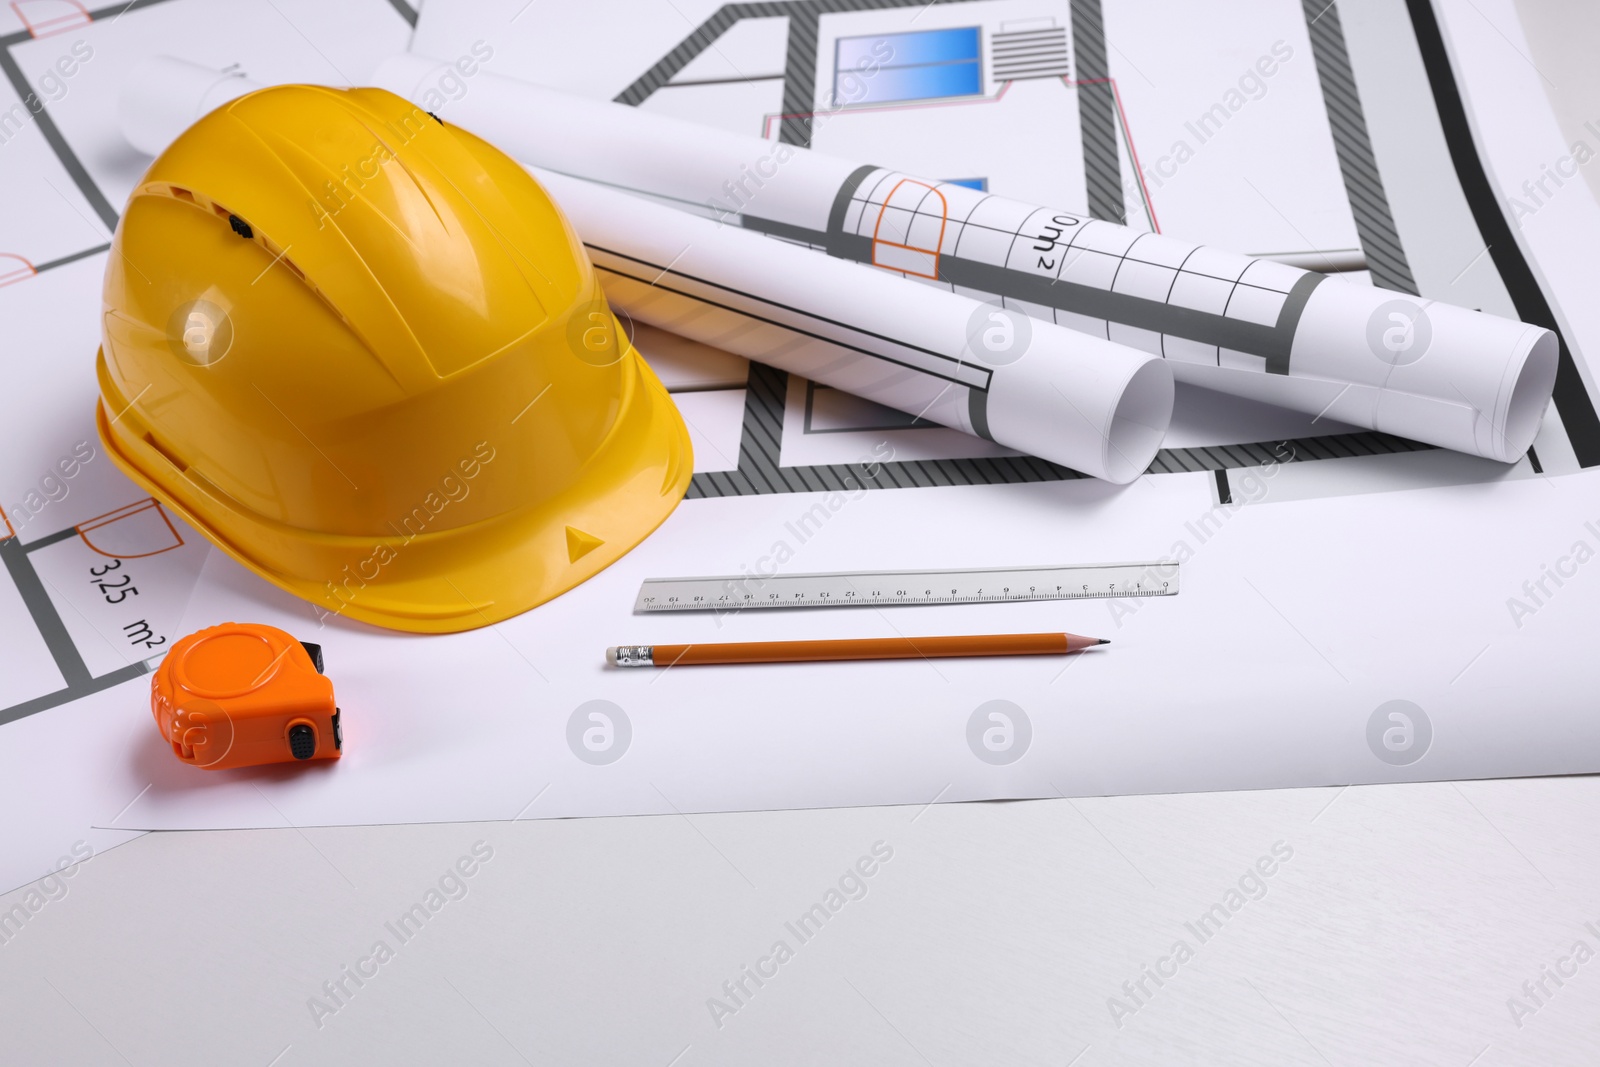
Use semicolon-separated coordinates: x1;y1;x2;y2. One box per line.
549;0;1595;501
1;0;1598;891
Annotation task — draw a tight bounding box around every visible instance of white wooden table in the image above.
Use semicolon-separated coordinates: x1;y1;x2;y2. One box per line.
3;776;1596;1064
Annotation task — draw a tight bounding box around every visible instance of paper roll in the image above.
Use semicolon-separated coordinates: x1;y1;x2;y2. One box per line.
537;170;1174;483
371;54;1559;464
120;56;256;157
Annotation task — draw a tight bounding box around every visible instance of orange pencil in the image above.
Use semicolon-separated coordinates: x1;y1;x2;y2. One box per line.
606;632;1108;668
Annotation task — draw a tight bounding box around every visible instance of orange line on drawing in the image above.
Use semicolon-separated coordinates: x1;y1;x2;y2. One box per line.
870;178;948;281
10;0;91;39
76;498;186;558
0;253;37;288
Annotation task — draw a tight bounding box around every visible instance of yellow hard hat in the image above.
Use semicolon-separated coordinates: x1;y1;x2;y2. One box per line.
96;85;691;633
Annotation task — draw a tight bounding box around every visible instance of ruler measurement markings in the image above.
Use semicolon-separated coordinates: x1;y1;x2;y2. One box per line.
636;561;1179;612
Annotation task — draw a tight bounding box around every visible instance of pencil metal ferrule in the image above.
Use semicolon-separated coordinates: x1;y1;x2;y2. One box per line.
609;645;654;667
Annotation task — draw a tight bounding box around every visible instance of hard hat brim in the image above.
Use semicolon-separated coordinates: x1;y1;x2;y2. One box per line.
97;345;693;634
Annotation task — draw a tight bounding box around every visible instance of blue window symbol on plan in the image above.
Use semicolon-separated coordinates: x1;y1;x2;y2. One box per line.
835;27;983;106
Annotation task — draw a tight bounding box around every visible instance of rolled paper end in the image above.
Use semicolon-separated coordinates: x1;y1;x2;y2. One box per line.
120;57;258;156
1498;325;1559;462
1278;283;1561;463
1103;358;1178;483
986;334;1175;484
1370;302;1561;464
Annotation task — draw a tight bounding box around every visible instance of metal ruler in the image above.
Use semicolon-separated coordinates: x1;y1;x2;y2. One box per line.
634;561;1178;612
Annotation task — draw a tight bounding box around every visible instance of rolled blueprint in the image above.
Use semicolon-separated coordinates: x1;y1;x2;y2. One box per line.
118;59;1174;483
536;170;1174;483
371;55;1560;464
120;57;256;156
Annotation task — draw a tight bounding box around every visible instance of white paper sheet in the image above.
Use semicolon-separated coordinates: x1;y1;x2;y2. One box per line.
99;462;1600;833
3;0;1599;888
370;53;1559;464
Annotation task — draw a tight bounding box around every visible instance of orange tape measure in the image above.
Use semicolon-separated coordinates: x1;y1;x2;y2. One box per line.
152;623;342;770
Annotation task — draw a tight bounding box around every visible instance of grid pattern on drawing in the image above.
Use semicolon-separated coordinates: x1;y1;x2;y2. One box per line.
841;169;1311;371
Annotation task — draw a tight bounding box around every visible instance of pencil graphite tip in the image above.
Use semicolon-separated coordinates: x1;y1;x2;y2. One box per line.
1096;638;1110;645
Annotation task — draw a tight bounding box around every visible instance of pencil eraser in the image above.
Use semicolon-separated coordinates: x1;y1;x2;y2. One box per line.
605;646;619;667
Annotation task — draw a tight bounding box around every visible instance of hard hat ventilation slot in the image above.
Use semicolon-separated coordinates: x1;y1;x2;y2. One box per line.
258;237;308;285
144;188;307;297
